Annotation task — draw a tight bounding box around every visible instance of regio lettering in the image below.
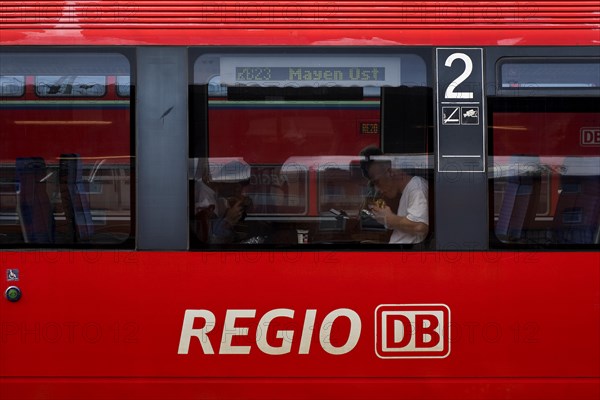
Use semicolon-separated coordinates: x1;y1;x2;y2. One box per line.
177;308;362;355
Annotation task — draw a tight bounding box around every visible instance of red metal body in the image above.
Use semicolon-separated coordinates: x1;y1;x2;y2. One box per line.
1;1;599;47
0;105;130;163
1;1;599;399
1;251;599;399
209;104;380;164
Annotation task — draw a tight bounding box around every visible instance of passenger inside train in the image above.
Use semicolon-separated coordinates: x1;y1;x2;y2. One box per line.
193;158;270;244
358;146;429;244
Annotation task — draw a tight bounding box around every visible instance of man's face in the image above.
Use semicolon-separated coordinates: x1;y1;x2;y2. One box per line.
213;181;245;198
367;162;398;199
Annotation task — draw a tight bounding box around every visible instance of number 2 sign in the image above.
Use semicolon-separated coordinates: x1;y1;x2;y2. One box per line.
436;48;485;173
444;53;474;99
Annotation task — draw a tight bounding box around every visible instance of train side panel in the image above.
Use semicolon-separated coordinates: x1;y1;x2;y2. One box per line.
1;251;599;398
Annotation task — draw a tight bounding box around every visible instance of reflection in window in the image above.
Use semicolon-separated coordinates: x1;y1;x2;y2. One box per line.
0;52;133;246
207;76;227;97
500;59;600;89
36;75;106;97
490;98;600;247
116;75;131;97
190;52;433;247
0;76;24;97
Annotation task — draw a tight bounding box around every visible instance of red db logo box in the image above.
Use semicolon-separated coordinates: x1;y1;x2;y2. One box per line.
580;128;600;146
375;304;450;359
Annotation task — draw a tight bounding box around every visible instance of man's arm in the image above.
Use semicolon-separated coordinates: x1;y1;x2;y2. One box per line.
371;206;429;236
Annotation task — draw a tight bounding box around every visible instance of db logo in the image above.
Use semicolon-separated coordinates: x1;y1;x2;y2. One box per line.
581;128;600;146
375;304;450;359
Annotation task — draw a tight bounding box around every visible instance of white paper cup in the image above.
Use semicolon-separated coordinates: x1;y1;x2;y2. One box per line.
296;229;309;244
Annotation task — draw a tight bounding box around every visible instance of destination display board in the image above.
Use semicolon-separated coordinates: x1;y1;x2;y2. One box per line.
220;55;401;87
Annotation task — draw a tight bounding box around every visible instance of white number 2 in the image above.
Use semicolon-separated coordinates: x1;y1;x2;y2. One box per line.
444;53;474;99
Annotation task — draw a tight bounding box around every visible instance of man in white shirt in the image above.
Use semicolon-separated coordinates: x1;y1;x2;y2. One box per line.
360;147;429;244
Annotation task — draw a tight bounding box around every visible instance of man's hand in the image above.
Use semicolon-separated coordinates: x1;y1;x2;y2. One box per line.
369;204;394;228
224;199;244;226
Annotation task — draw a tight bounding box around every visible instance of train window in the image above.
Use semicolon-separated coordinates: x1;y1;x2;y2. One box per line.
0;52;134;247
499;58;600;89
0;76;24;97
489;97;600;248
116;76;131;97
189;52;433;247
36;75;106;97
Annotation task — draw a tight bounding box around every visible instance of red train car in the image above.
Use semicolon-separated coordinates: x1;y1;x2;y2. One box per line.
1;1;599;399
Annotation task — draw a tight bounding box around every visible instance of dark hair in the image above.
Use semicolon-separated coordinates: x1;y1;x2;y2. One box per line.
359;146;384;179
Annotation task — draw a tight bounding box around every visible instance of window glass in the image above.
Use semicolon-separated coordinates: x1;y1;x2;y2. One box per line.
0;76;24;97
0;52;133;246
36;75;106;97
190;52;433;247
500;59;600;89
116;75;131;97
489;97;600;247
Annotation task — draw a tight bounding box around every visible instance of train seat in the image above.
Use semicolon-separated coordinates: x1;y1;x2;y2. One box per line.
494;156;542;243
552;157;600;245
59;154;94;242
15;157;56;243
